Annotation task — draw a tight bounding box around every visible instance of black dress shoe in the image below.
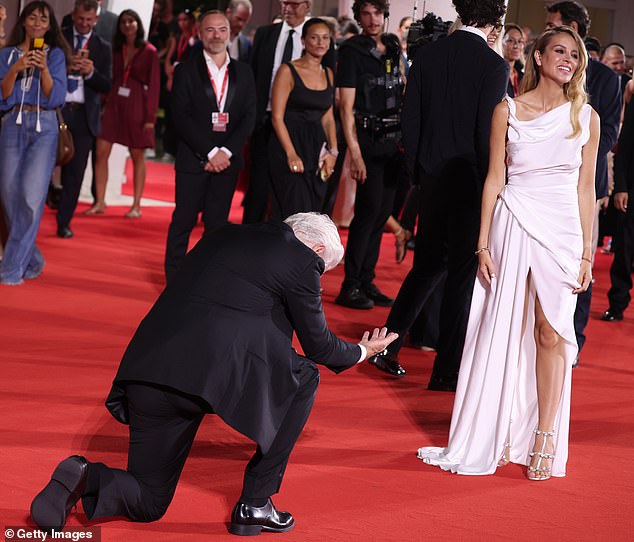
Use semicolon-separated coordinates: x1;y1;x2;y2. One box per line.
600;309;623;322
362;283;394;307
368;352;406;376
335;287;374;309
56;226;74;239
427;374;457;392
31;455;88;532
229;499;294;536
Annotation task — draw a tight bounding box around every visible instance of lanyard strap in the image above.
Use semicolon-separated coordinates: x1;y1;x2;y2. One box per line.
122;45;139;87
207;63;229;110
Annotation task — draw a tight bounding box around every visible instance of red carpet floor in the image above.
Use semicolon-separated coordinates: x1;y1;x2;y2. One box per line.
1;160;633;541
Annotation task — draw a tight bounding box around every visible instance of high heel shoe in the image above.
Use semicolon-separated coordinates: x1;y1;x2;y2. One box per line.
527;429;555;481
124;207;142;218
84;204;105;215
497;441;511;467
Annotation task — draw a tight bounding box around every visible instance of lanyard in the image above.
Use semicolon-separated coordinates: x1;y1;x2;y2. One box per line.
207;63;229;110
122;45;139;87
176;32;191;61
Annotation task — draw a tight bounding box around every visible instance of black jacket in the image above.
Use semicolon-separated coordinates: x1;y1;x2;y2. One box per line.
401;30;508;182
614;101;634;194
171;50;256;173
106;222;361;453
63;27;112;137
586;58;622;199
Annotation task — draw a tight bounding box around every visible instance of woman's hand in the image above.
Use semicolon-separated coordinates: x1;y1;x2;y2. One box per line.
573;259;592;294
478;250;496;286
394;228;412;264
287;152;304;174
322;153;336;179
29;49;48;71
350;152;367;183
12;51;30;72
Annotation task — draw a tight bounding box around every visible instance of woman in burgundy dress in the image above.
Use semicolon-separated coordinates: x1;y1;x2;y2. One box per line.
86;9;160;218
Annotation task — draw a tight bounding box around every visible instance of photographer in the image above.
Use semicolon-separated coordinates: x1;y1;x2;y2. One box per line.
0;1;69;285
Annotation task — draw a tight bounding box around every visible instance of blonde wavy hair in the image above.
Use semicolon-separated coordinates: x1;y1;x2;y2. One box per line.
520;26;588;138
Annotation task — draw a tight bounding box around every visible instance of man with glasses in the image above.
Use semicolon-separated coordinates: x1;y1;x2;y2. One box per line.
244;0;334;223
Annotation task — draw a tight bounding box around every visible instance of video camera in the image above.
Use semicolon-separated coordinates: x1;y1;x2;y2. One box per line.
406;12;452;61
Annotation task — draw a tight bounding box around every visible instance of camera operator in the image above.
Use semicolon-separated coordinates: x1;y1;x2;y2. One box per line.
334;0;405;316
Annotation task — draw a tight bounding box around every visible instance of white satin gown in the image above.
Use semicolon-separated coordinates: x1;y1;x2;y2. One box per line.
417;97;592;476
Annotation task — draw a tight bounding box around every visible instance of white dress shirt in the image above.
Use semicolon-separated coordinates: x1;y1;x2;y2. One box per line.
65;28;93;104
267;19;306;111
458;26;488;43
228;34;241;61
204;50;233;160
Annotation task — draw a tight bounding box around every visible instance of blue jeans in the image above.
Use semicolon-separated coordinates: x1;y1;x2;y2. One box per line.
0;109;58;284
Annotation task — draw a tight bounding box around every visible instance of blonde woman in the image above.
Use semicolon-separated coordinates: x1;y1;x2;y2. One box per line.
502;23;526;97
417;27;599;480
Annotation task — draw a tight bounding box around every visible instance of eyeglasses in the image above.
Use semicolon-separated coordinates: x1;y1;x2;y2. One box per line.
505;38;526;47
280;1;307;9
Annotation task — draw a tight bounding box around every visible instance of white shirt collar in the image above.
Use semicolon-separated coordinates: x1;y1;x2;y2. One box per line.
73;27;93;42
459;26;487;42
204;49;230;72
281;19;306;36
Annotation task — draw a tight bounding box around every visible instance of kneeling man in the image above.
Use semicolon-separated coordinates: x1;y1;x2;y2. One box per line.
31;213;396;536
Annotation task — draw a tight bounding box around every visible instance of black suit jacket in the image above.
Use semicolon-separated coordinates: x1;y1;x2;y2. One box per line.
614;100;634;194
106;222;361;453
171;50;256;173
402;30;508;182
250;22;336;125
63;27;113;137
237;34;252;63
586;58;622;199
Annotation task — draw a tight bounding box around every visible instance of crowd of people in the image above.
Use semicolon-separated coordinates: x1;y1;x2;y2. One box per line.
0;0;632;536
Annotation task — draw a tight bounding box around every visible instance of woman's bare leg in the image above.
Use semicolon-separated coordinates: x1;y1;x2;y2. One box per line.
87;138;113;213
530;295;566;479
127;148;146;215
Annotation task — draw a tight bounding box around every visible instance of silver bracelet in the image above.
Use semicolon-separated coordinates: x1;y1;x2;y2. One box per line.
474;247;490;255
328;149;339;158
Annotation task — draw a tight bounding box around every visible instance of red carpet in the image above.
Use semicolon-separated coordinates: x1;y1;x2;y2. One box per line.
1;160;633;541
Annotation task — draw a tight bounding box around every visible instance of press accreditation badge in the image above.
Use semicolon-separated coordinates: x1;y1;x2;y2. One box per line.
117;86;131;98
212;112;229;132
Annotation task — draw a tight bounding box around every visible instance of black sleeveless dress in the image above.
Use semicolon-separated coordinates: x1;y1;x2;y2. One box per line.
269;62;333;218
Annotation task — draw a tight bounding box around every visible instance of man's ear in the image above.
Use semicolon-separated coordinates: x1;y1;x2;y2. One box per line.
313;243;325;256
569;20;579;33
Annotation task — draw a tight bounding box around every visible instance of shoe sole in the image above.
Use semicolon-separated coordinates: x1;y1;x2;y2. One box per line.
228;522;295;536
30;458;84;532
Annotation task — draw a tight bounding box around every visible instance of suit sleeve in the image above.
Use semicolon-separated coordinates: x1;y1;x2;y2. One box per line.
85;40;112;95
284;262;361;373
143;47;160;124
401;49;423;176
614;102;634;194
223;66;257;157
596;69;621;159
171;62;215;159
476;60;508;180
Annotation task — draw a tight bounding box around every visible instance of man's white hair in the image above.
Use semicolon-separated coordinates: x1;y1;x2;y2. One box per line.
284;213;344;272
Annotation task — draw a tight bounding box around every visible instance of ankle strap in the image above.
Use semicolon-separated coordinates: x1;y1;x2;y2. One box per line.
534;429;555;437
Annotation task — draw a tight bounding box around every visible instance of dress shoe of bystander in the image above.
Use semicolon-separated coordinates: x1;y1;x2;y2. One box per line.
30;455;89;533
57;226;74;239
362;283;394;307
335;287;374;309
229;499;294;536
368;352;406;376
427;374;457;392
600;308;623;322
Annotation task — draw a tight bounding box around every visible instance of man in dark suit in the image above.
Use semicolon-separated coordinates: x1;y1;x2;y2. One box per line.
30;213;397;535
56;0;112;239
244;0;335;223
545;2;622;358
602;98;634;321
62;0;117;44
373;0;508;387
164;11;256;283
226;0;253;63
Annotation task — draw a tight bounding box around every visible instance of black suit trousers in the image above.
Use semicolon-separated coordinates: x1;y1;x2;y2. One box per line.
165;167;238;283
608;204;634;312
82;360;319;521
385;162;481;379
343;134;399;288
57;105;95;228
243;120;273;224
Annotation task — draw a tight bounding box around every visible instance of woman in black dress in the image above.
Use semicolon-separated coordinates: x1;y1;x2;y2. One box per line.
269;17;337;219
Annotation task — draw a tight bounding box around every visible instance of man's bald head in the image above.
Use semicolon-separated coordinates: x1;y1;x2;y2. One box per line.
601;43;626;75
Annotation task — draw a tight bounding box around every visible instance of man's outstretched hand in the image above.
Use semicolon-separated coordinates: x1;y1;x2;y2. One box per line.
359;327;399;360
